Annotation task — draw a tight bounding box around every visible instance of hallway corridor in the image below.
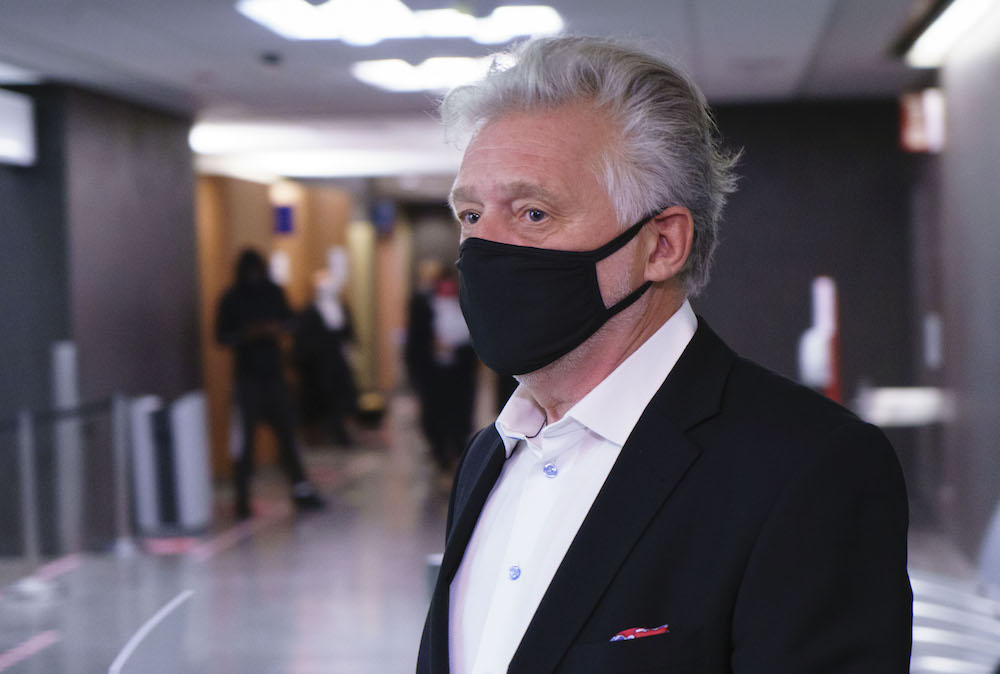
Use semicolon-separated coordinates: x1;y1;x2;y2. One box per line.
0;395;997;672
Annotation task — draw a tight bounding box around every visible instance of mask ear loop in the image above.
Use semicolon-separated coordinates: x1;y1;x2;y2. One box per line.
589;208;667;261
524;412;547;439
593;209;664;313
605;280;653;317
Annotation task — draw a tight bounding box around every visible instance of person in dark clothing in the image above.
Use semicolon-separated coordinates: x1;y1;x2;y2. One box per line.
406;261;478;474
216;248;325;519
405;260;439;436
294;268;359;446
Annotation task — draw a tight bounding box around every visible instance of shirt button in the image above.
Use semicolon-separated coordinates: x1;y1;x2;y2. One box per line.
508;565;521;580
543;462;558;478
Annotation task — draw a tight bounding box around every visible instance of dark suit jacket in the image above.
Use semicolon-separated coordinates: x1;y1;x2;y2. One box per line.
417;319;912;673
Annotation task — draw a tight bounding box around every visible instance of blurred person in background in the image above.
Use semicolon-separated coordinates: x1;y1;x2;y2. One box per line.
418;36;911;673
406;260;478;477
216;248;325;520
294;251;358;447
406;257;441;457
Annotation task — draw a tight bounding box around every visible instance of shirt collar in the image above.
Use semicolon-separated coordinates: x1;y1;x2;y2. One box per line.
495;387;546;458
495;300;698;455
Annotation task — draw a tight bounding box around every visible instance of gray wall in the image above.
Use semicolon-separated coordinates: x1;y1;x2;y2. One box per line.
699;102;915;399
0;86;70;422
0;87;71;555
0;85;200;416
0;85;200;555
938;6;1000;557
64;88;200;402
63;89;200;550
695;102;920;511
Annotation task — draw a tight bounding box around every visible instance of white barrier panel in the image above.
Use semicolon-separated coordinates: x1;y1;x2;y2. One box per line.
129;396;163;536
170;392;212;531
129;393;211;535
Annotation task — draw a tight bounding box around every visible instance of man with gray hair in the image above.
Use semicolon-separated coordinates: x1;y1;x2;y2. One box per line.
418;36;911;673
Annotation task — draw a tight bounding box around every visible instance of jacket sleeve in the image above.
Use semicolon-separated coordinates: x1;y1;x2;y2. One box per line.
731;421;913;672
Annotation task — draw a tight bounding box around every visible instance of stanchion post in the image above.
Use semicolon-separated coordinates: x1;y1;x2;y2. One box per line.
17;409;41;569
111;394;137;556
13;409;55;599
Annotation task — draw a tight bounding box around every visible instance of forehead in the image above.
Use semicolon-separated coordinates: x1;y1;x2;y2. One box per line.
452;102;614;205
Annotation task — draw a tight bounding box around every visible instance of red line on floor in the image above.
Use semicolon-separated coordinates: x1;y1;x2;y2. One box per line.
188;502;291;563
31;553;82;582
0;630;60;671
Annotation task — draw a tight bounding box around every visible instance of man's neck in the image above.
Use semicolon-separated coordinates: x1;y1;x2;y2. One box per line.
517;288;686;423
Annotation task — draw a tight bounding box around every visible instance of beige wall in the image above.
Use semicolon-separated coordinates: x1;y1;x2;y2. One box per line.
195;176;417;476
346;220;377;393
196;176;356;476
376;221;413;393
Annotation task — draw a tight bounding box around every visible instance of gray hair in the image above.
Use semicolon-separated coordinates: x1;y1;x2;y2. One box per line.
441;36;739;296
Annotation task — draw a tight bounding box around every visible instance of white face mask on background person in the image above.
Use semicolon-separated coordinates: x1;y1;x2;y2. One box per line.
315;276;345;330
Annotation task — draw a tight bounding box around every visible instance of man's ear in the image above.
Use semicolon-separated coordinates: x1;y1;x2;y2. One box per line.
644;206;694;283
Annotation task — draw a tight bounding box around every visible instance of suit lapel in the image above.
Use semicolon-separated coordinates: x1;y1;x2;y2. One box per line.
441;432;507;582
427;431;507;674
509;319;735;673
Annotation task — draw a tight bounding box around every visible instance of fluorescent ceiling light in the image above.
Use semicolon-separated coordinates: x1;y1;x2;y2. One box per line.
189;122;316;155
188;116;464;179
351;56;496;92
235;0;562;44
905;0;1000;67
472;6;563;44
196;148;463;179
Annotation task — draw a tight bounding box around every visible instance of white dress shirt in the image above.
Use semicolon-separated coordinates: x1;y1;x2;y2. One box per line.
449;300;697;674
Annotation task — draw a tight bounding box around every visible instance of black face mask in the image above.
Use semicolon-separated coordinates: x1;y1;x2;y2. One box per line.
457;215;654;377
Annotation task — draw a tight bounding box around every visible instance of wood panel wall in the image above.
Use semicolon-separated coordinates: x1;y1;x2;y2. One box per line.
376;222;412;393
195;175;355;477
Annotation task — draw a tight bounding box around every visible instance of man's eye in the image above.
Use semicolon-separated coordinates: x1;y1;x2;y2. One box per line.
526;209;547;222
460;212;480;226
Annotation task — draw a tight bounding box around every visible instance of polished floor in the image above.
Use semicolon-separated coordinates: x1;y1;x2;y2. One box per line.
0;395;450;673
0;395;998;673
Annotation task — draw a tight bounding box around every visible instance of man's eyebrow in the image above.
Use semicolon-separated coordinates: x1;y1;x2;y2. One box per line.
502;181;561;205
449;181;561;209
449;185;478;210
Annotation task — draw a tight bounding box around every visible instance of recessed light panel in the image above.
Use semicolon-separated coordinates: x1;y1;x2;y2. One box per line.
351;56;497;92
236;0;563;45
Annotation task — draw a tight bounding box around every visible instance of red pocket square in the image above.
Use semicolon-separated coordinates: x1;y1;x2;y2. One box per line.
609;624;669;642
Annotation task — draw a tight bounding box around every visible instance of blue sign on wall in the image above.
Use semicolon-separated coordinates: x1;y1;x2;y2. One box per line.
274;205;294;234
370;199;396;236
